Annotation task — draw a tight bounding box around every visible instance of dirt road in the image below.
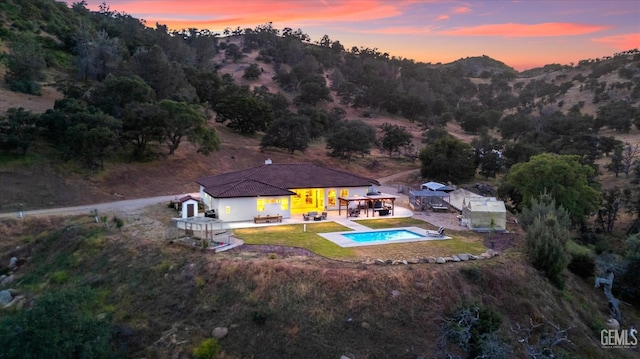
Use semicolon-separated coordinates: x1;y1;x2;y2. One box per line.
0;194;190;219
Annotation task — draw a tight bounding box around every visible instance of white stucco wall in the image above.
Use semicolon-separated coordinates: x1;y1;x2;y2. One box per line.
216;196;291;222
181;199;199;219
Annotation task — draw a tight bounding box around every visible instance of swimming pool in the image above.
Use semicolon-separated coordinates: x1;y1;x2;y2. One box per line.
319;227;447;247
343;229;425;242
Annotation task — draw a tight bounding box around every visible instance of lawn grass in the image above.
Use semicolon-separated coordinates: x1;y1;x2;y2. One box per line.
233;218;488;259
232;222;357;258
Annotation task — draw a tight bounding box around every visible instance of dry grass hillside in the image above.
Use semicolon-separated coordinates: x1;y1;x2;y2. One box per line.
1;40;639;213
1;214;638;358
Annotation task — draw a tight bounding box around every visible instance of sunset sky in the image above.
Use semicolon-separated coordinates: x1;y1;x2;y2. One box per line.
80;0;640;71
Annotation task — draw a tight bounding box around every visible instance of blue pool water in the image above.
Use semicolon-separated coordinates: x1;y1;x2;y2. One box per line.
343;229;425;243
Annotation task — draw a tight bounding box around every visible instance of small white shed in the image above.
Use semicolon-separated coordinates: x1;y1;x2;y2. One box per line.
180;195;200;219
461;197;506;232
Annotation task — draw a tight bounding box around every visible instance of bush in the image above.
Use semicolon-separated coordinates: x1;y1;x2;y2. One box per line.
444;304;507;358
568;252;596;279
526;214;570;289
112;217;124;228
0;287;116;359
192;338;221;359
243;63;262;80
460;266;482;283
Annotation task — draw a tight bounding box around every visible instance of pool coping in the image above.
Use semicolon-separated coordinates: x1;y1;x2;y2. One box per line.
318;226;450;248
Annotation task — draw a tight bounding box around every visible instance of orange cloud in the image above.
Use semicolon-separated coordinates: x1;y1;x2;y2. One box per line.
437;14;450;21
592;33;640;50
95;0;404;30
440;22;609;37
358;25;439;35
453;6;472;14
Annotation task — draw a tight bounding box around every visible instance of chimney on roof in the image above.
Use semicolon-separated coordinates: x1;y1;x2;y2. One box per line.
265;158;272;165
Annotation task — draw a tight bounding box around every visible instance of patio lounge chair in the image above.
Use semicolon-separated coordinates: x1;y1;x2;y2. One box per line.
303;213;310;221
426;226;445;237
321;212;327;220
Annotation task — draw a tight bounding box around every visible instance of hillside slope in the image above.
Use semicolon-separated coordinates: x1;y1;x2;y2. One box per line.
1;213;638;358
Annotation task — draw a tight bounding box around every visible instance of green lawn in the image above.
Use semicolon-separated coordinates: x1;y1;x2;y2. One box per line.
232;222;356;258
233;218;488;259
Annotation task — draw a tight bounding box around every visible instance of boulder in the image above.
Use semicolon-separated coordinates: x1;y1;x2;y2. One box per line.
407;258;420;264
605;318;620;330
468;254;478;260
426;256;437;264
487;249;500;257
436;257;446;264
0;290;12;305
458;253;470;261
452;255;461;262
1;275;14;287
9;257;18;269
374;259;386;265
444;257;454;262
361;321;371;330
212;327;229;339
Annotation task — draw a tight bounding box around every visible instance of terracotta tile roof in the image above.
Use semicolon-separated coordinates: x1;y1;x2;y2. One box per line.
197;163;380;198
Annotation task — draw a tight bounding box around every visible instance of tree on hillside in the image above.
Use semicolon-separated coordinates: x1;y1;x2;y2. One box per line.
294;75;332;106
129;45;196;101
121;103;165;159
606;142;625;177
379;123;412;157
158;100;219;155
89;74;156;118
597;187;624;234
260;115;311;154
502;153;600;225
0;108;39;155
243;63;262;80
621;142;639;178
419;135;476;183
214;88;274;134
595;101;639;133
326;120;376;161
297;107;330;140
526;211;571;288
74;29;122;82
3;33;46;95
64;112;121;169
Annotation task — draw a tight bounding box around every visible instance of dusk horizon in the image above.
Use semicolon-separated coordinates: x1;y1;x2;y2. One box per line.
79;0;639;71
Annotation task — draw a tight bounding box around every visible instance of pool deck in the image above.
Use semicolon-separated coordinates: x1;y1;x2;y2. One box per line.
318;226;450;248
224;206;416;229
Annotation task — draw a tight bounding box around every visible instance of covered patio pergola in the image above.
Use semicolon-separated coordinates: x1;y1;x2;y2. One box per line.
338;194;398;218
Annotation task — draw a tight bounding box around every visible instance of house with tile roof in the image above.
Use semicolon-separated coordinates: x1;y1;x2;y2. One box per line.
196;161;380;222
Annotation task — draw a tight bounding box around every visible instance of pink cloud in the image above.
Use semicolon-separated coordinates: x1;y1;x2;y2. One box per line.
592;33;640;50
437;14;450;21
440;22;609;37
359;25;438;35
88;0;404;30
452;6;472;14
